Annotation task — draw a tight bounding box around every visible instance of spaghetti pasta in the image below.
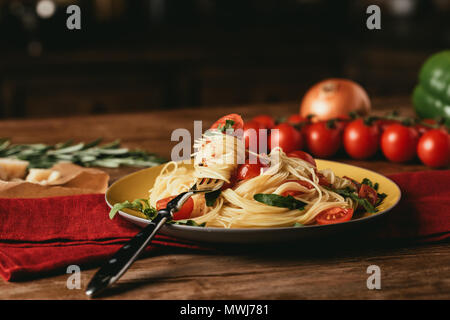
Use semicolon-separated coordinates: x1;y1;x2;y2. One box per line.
149;129;358;228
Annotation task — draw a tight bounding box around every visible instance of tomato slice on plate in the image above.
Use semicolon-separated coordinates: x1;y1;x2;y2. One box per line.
156;196;194;220
281;180;314;197
358;184;378;206
236;162;267;181
316;207;354;225
210;114;244;132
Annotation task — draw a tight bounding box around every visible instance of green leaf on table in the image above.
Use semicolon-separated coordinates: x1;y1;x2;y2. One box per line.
0;138;166;169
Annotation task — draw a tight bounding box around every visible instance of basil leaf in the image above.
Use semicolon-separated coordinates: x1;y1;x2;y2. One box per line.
205;189;221;207
254;194;306;210
293;222;303;227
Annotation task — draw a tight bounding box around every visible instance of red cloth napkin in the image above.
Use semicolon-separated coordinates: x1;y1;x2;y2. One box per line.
371;170;450;242
0;170;449;282
0;194;207;281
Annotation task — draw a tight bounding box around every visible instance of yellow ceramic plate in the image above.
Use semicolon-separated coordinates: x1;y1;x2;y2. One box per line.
106;160;401;243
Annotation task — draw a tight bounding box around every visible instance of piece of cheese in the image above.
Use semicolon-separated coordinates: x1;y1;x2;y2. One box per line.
26;169;61;184
0;158;29;181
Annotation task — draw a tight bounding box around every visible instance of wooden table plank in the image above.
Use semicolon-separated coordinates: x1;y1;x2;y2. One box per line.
0;97;448;299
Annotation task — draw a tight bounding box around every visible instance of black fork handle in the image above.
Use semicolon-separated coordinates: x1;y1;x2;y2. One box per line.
85;209;171;297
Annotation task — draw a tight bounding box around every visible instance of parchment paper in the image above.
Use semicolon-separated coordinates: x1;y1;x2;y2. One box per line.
0;162;109;198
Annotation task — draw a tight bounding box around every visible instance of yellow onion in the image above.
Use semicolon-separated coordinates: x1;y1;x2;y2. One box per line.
300;78;371;122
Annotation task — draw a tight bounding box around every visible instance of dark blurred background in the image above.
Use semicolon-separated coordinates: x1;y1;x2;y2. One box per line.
0;0;449;119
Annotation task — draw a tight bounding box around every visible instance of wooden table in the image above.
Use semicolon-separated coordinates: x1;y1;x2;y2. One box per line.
0;97;448;300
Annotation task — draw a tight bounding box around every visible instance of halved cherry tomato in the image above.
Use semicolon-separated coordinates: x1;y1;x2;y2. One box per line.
236;161;267;181
287;150;316;167
282;190;302;197
156;196;194;220
316;207;354;225
281;179;314;196
315;170;331;187
221;168;238;190
358;184;378;206
252;115;275;129
210;114;244;132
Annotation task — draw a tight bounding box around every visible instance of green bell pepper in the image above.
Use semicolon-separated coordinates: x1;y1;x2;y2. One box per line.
412;50;450;125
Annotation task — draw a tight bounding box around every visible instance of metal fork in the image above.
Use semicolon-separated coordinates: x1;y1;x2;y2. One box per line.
85;178;223;297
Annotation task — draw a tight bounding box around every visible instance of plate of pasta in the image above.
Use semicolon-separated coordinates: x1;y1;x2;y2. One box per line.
106;114;401;243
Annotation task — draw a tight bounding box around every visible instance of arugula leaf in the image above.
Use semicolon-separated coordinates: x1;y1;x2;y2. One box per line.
109;198;156;219
109;198;207;227
327;186;378;213
254;194;306;210
205;189;221;207
361;178;387;206
361;178;379;191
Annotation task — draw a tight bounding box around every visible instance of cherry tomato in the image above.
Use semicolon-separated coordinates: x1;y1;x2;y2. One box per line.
414;119;440;136
381;124;419;162
221;171;237;190
334;118;350;133
287;150;316;167
287;114;307;126
269;123;303;154
282;190;302;197
343;119;380;160
243;121;264;153
252;115;275;130
417;129;450;168
375;119;399;132
237;162;267;181
316;207;354;225
316;171;331;187
210;114;244;132
156;196;194;220
304;122;342;158
281;180;314;196
358;184;378;206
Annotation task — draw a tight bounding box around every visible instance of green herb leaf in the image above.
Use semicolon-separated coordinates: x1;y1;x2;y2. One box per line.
327;186;378;213
109;198;155;220
205;189;221;207
254;193;306;210
293;222;303;227
0;138;165;169
217;119;235;133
